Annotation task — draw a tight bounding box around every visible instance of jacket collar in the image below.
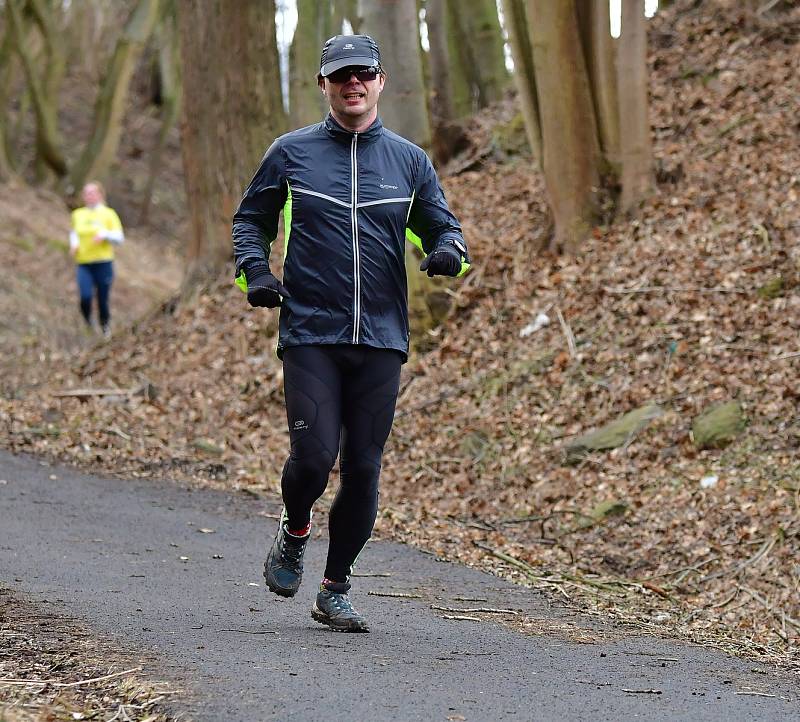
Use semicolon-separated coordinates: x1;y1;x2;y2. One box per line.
324;112;383;144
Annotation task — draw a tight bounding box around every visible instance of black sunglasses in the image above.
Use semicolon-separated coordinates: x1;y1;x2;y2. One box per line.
325;66;380;84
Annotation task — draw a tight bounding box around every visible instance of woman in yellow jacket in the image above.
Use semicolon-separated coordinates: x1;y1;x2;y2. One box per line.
69;182;124;338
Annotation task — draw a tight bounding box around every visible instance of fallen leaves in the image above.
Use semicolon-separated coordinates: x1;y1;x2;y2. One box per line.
1;0;799;672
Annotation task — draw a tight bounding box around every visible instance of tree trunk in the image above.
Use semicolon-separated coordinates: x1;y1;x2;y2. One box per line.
426;0;470;165
444;0;475;118
6;0;68;177
458;0;508;107
68;0;160;194
576;0;620;172
178;0;285;281
28;0;67;182
617;0;652;215
426;0;453;124
290;0;335;128
499;0;542;167
527;0;601;253
27;0;66;105
336;0;360;33
139;1;181;224
0;17;18;180
359;0;430;147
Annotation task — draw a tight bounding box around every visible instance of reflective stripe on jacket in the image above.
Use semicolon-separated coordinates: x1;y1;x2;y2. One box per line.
232;114;468;361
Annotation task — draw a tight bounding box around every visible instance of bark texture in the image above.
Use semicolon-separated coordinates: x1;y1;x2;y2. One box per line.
139;1;181;224
617;0;653;214
444;0;476;117
455;0;508;107
68;0;161;193
0;16;18;180
528;0;601;252
337;0;360;32
426;0;453;123
359;0;430;147
427;0;471;165
7;0;68;177
500;0;541;166
577;0;620;171
290;0;336;128
178;0;285;280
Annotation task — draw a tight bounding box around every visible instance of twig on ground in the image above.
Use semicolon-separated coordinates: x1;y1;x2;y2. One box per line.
431;605;520;615
351;572;392;577
556;307;577;357
52;387;132;398
107;705;134;722
440;614;482;621
699;536;776;584
603;285;748;295
647;557;719;585
735;690;776;698
473;541;540;578
0;679;48;686
498;509;596;525
216;628;277;634
706;588;740;609
757;0;782;15
367;591;423;599
622;688;662;695
739;586;800;633
54;667;143;689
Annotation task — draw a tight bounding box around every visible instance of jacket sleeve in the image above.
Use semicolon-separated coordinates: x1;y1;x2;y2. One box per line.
232;140;288;273
406;152;469;263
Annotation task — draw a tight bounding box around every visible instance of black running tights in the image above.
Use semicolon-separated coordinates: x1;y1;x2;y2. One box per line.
280;344;402;582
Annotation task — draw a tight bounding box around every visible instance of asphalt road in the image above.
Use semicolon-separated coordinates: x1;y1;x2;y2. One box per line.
1;451;797;721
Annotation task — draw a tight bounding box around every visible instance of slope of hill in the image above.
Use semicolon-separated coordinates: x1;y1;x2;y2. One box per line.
2;1;798;667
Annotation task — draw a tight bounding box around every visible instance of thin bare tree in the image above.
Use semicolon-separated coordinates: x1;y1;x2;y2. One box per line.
617;0;652;213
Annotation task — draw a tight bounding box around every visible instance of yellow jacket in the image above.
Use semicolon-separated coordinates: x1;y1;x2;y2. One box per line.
70;204;124;265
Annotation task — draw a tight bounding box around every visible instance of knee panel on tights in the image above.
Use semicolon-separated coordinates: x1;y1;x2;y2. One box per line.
339;457;381;497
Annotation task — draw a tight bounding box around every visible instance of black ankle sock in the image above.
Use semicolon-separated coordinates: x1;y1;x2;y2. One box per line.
321;578;351;593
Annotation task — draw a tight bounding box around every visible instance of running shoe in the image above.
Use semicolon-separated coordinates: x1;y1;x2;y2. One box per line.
263;523;309;597
312;584;370;632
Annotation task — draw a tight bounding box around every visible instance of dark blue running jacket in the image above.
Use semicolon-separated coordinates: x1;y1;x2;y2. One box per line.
232;114;468;361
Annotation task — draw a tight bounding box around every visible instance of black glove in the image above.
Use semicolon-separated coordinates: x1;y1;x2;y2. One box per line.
242;261;290;308
419;240;464;278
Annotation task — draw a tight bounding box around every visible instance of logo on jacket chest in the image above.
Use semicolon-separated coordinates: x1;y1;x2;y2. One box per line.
379;177;399;190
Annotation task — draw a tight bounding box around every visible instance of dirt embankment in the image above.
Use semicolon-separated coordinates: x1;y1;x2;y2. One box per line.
1;1;799;669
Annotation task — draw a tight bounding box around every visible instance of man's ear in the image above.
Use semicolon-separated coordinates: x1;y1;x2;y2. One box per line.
317;76;326;94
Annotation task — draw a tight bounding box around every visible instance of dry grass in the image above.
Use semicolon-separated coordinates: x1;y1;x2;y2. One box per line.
0;588;181;722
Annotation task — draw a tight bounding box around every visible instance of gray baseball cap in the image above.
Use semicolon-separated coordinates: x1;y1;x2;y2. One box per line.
319;34;381;77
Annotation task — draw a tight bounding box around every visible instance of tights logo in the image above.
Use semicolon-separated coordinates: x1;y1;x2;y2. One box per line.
293;419;309;431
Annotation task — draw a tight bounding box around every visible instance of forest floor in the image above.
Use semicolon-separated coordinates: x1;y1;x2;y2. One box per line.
1;2;799;714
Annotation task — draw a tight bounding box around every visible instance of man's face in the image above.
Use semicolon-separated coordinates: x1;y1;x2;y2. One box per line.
319;66;385;123
82;183;103;206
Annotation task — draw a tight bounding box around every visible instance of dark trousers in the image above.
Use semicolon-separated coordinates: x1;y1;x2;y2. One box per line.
280;344;402;582
76;261;114;327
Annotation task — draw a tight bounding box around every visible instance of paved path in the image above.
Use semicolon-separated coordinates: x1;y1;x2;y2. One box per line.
0;451;797;721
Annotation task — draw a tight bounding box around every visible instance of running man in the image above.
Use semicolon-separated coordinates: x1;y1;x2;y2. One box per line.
232;34;469;632
69;182;124;339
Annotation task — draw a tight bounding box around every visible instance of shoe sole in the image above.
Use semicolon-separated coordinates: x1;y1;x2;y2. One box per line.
311;604;370;633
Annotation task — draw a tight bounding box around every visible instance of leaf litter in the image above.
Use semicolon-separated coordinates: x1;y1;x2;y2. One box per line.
1;0;799;673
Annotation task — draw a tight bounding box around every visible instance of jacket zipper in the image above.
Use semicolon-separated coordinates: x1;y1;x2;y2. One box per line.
350;132;361;344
